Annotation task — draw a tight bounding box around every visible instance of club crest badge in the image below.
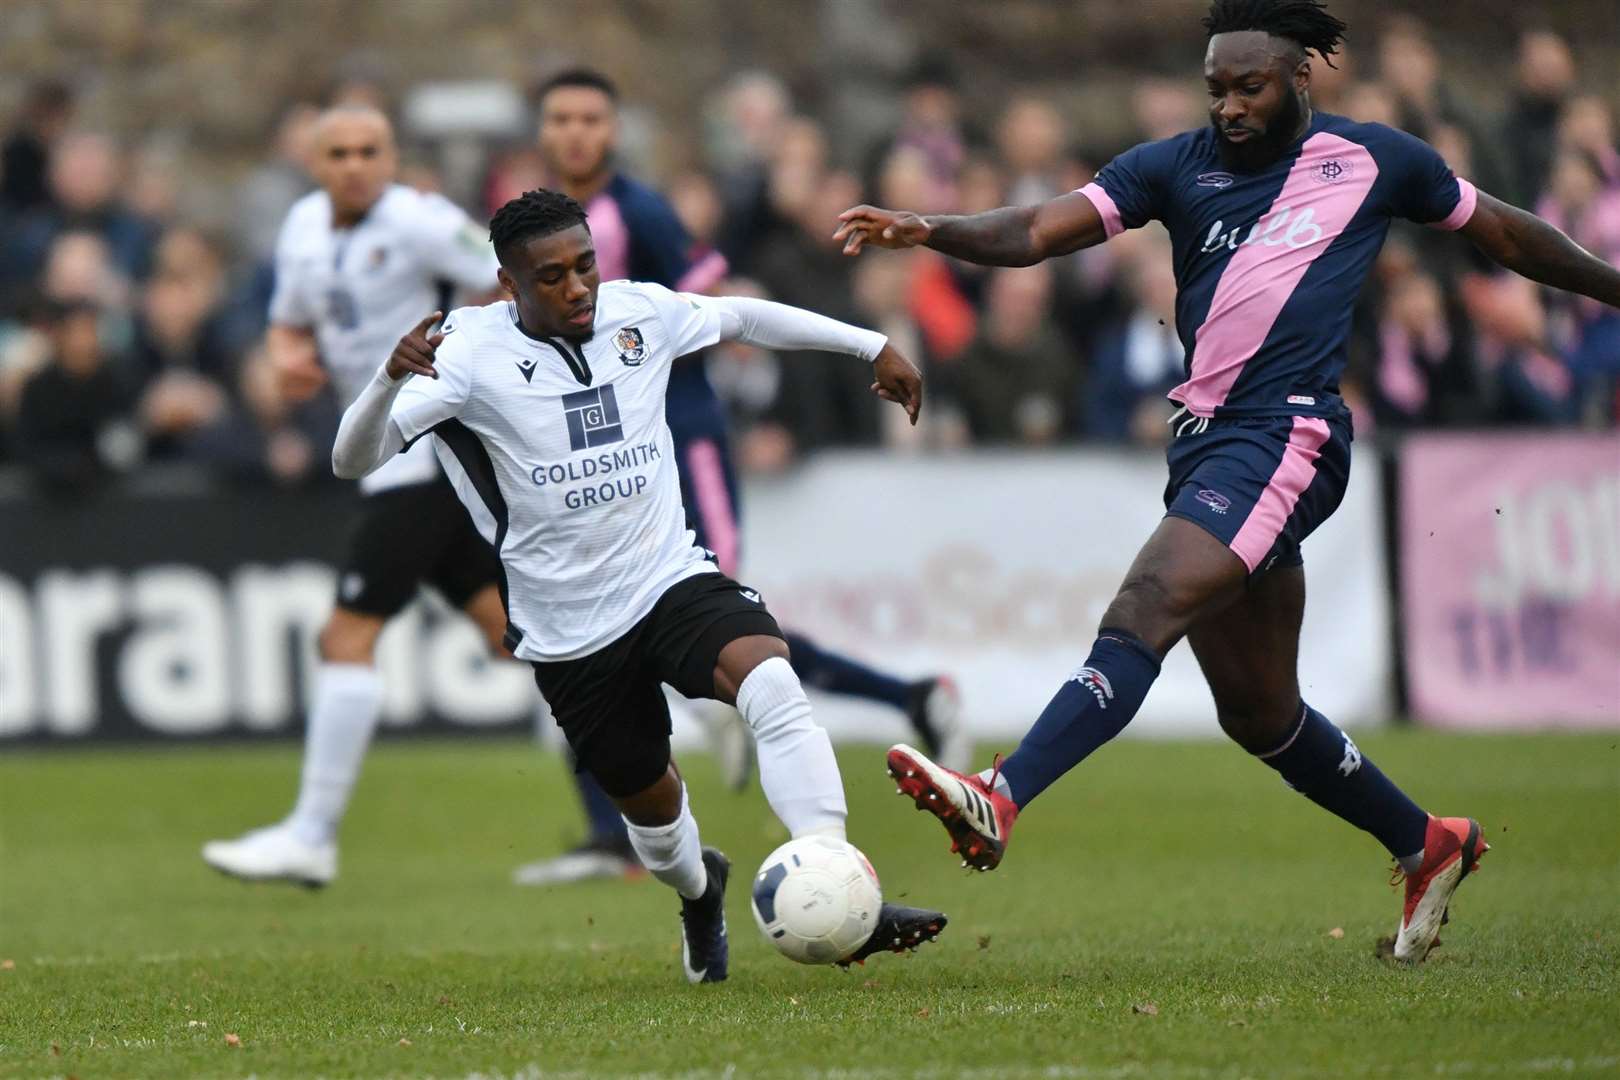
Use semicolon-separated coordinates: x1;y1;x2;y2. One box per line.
614;326;647;366
1313;158;1353;185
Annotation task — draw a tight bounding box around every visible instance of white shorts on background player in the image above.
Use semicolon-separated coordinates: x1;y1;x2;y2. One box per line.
269;183;498;494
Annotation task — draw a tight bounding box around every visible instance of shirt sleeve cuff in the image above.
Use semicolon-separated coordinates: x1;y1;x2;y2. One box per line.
1432;178;1478;231
1077;182;1125;239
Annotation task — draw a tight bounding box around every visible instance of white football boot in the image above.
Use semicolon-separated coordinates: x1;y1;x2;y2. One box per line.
201;824;336;888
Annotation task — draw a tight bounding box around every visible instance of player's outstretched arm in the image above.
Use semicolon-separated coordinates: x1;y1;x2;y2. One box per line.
833;191;1108;267
696;294;923;424
331;312;443;479
1460;191;1620;309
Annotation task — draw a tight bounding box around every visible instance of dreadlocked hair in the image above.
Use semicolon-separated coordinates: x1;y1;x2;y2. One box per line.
1202;0;1348;66
488;189;589;262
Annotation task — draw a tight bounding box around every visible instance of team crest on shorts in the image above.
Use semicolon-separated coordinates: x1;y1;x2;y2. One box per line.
1196;489;1231;514
613;327;647;366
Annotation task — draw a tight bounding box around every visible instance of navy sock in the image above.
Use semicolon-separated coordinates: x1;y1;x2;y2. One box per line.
572;764;629;842
1255;704;1428;859
783;631;912;711
998;629;1162;808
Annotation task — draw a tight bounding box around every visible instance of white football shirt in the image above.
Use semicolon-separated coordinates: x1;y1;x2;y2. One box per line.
388;281;726;661
269;183;499;493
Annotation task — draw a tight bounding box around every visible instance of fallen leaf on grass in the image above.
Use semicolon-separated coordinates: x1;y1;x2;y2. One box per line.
788;996;800;1006
50;1043;60;1057
976;935;992;950
1328;927;1345;939
398;1038;412;1047
1;959;13;970
187;1020;208;1028
224;1033;241;1048
1132;1003;1159;1016
861;980;879;990
915;1007;932;1019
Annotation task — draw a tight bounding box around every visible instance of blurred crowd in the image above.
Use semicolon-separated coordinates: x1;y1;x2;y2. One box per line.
1;16;1616;493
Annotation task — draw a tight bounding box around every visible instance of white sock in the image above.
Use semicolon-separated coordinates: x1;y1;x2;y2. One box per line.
286;662;382;846
976;768;1013;801
624;787;708;899
736;657;847;839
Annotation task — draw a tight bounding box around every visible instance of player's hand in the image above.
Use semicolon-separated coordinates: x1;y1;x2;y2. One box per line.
267;329;327;402
386;311;445;380
870;344;923;425
834;205;932;255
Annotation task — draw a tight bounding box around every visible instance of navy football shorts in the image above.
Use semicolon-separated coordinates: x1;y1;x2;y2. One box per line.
1162;414;1352;576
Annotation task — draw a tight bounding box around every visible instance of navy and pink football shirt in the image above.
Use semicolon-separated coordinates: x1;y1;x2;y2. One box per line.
1078;111;1477;420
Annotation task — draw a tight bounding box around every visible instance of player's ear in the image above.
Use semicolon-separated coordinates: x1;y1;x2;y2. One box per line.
1293;56;1311;93
496;265;516;298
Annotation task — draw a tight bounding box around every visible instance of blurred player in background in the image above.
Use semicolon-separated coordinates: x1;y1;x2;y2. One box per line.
201;105;504;886
839;0;1620;962
333;189;947;980
513;69;969;887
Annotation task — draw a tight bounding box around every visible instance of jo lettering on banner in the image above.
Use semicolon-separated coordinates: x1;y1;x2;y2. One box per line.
1399;433;1620;729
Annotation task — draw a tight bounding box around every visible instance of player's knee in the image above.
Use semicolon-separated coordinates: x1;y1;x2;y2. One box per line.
1104;570;1202;641
714;635;791;703
616;765;684;827
318;612;381;663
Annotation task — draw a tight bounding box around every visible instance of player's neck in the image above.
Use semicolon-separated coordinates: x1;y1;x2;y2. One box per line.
1293;103;1314;143
555;170;610;205
509;305;587;346
329;196;379;230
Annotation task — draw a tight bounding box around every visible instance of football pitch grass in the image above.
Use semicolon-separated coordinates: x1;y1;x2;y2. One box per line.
2;730;1616;1079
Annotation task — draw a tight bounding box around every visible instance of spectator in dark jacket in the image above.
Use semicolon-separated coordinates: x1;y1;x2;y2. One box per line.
14;300;139;493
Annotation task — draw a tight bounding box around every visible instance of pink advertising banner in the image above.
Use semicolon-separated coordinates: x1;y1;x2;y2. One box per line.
1401;432;1620;729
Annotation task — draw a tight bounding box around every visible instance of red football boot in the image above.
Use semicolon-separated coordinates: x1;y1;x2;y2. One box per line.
1393;815;1489;963
886;744;1018;870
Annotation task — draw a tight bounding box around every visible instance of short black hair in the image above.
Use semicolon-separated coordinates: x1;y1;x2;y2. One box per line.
488;189;590;263
1203;0;1348;67
535;67;618;105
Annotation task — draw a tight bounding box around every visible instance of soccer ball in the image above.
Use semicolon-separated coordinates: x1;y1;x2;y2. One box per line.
750;836;882;965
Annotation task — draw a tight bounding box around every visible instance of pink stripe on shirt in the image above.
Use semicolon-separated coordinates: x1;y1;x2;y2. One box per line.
1077;182;1124;239
684;438;740;576
1171;132;1380;416
1228;417;1332;572
586;191;631;281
